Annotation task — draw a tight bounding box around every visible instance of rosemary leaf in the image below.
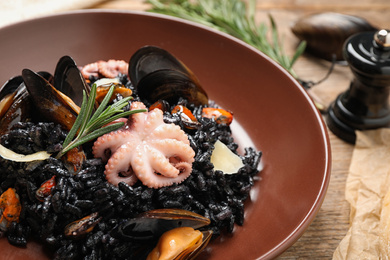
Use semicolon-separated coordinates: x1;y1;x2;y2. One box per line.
62;122;126;153
146;0;305;77
76;84;97;140
86;96;133;132
62;91;88;149
97;109;146;129
56;85;146;159
88;83;114;123
290;41;307;70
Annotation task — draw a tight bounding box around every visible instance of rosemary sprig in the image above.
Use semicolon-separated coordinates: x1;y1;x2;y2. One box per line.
56;84;146;159
146;0;306;78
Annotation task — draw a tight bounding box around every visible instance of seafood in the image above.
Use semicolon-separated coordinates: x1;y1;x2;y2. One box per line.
53;55;91;107
81;59;128;80
202;107;233;125
92;101;195;188
291;12;377;60
35;176;56;202
94;79;132;104
22;69;80;132
0;56;91;135
99;60;129;78
172;105;201;130
80;61;100;79
64;212;102;239
128;46;208;106
62;146;87;174
0;188;21;233
0;76;24;118
149;100;170;112
0;76;31;135
147;227;212;260
115;208;211;242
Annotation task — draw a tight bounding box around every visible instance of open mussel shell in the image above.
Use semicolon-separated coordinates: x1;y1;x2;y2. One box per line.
136;69;208;107
0;76;31;135
129;45;191;84
115;208;210;242
129;46;208;106
291;12;378;61
22;69;79;131
0;56;88;136
0;76;24;119
54;55;90;107
0;76;23;102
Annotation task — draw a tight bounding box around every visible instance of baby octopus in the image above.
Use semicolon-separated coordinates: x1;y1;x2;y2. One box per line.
92;102;195;189
80;60;129;80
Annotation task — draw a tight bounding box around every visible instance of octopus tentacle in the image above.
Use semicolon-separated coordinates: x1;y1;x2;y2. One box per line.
80;61;100;79
146;124;189;144
144;145;180;178
92;130;130;162
139;161;192;189
81;60;129;80
127;102;147;132
104;144;139;186
148;139;195;165
98;60;128;78
142;108;164;136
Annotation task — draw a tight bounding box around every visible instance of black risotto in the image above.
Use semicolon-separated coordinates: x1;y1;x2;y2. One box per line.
0;73;262;259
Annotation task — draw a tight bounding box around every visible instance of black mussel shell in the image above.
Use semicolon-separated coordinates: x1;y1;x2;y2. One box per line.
22;69;79;131
129;46;191;86
54;55;90;107
129;46;208;106
113;209;210;242
0;76;23;101
136;69;208;107
38;71;54;84
0;78;31;135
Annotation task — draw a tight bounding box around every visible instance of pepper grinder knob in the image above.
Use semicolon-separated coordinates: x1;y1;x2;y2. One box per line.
326;29;390;143
374;29;390;49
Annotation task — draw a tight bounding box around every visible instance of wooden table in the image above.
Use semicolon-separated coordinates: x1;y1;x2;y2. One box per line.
86;0;389;258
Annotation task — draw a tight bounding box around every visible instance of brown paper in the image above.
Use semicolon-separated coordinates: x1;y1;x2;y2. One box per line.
333;128;390;259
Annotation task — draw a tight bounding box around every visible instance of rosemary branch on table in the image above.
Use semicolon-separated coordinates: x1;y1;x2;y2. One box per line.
56;84;146;159
146;0;306;78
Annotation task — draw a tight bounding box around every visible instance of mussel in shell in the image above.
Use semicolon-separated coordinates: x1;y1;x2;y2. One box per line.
0;76;24;118
0;76;31;135
129;46;208;106
64;212;102;239
291;12;378;61
0;56;90;134
114;208;212;260
114;208;211;242
54;55;90;107
22;69;80;132
147;227;213;260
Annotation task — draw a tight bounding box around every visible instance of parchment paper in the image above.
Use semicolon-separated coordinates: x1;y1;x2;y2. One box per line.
333;128;390;259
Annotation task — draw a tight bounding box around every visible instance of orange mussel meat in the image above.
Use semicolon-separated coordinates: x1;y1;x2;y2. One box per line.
202;107;233;125
36;176;56;202
172;105;200;130
0;188;21;231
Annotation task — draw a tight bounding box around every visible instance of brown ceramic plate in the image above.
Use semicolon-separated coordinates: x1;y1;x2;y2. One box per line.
0;10;331;260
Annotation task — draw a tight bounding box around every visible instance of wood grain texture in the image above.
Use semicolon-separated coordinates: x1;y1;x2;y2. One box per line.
87;0;385;258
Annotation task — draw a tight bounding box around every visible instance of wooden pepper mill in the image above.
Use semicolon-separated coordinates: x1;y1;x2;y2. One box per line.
327;29;390;143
